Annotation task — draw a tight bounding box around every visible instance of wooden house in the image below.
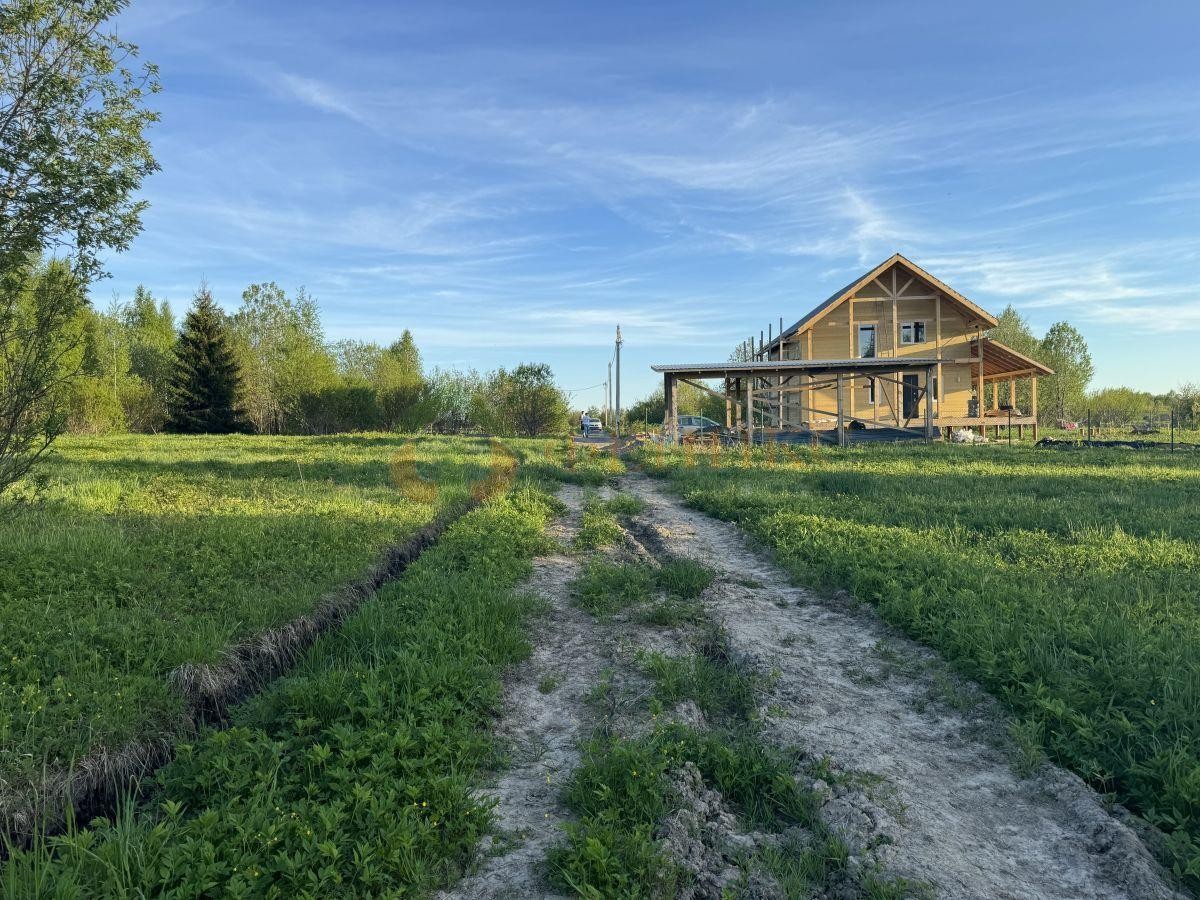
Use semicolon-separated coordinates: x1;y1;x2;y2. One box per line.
653;254;1053;443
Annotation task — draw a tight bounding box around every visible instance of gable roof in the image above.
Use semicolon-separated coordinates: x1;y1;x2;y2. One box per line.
767;254;999;352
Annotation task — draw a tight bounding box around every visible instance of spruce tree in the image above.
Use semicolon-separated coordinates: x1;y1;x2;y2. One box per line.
166;286;246;433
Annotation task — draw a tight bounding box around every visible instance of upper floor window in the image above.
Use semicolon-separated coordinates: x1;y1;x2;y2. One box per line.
900;321;926;344
857;324;876;358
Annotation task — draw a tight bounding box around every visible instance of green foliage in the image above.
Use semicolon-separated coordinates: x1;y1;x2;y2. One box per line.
642;443;1200;886
0;433;490;793
626;382;725;427
641;637;760;724
573;557;712;620
1039;321;1094;423
375;330;436;432
0;259;88;495
574;559;656;617
0;0;160;281
2;476;556;896
574;494;625;550
230;283;338;434
548;723;824;896
166;287;246;434
474;363;570;437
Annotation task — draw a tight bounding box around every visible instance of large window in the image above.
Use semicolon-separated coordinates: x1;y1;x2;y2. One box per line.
857;324;877;358
900;321;926;344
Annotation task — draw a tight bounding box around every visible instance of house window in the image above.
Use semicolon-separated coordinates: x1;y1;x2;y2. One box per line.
900;321;926;344
857;324;876;358
865;378;875;405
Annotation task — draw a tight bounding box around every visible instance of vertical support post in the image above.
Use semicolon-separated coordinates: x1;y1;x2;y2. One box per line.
1009;377;1016;410
607;360;613;428
745;380;754;445
664;373;677;444
934;294;943;432
1031;375;1038;441
836;373;846;448
975;328;985;435
614;325;623;439
925;364;935;440
891;296;899;420
724;378;732;430
991;381;999;411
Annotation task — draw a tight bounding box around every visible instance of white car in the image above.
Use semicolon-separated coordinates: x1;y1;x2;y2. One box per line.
580;416;604;434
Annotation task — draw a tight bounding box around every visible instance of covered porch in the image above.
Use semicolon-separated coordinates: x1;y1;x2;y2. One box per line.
652;358;944;447
964;337;1055;441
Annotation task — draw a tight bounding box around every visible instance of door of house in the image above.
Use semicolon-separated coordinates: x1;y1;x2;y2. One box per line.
902;374;920;419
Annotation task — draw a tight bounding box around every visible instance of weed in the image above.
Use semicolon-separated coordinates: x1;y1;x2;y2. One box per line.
538;675;560;695
574;494;625;550
574;560;655;618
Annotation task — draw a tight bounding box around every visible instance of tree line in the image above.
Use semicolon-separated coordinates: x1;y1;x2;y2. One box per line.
67;278;571;437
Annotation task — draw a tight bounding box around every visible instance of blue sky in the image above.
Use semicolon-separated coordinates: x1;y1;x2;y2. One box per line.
110;0;1200;407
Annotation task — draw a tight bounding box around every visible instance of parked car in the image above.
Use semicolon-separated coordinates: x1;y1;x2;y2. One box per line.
677;415;725;437
581;415;604;434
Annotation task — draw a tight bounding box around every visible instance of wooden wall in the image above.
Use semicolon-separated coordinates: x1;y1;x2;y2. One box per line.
774;262;980;426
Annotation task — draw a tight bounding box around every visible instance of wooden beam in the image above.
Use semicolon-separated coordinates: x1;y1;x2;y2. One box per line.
925;364;935;439
935;293;942;417
1031;376;1039;440
664;373;678;444
724;378;732;429
745;380;754;444
836;373;846;447
891;295;899;422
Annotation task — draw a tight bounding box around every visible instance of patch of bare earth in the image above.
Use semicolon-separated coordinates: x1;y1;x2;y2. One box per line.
623;472;1185;900
441;484;612;900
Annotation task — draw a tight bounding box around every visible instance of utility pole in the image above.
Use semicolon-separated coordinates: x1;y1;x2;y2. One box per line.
614;325;623;439
607;360;613;429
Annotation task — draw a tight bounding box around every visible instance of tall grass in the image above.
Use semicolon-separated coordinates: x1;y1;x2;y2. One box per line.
641;442;1200;885
0;434;490;796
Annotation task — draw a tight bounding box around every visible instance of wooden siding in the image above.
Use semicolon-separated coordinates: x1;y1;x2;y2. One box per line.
779;261;980;426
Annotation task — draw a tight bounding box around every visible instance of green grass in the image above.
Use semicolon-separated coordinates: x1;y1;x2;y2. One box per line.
547;723;831;898
1;480;558;897
640;628;760;724
573;557;712;620
0;433;491;795
640;441;1200;886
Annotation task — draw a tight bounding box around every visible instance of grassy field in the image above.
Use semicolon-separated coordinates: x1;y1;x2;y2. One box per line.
639;442;1200;885
0;434;491;796
2;472;560;896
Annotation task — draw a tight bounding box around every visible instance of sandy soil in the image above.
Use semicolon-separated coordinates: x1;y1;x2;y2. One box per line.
439;484;597;900
622;471;1186;900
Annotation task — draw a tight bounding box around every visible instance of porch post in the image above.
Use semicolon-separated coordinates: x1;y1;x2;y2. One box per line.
745;379;754;445
664;373;678;444
724;378;732;429
976;329;985;435
1031;375;1039;441
836;373;846;448
925;364;935;440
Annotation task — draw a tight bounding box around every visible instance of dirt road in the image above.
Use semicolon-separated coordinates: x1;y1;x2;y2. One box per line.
451;474;1185;899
